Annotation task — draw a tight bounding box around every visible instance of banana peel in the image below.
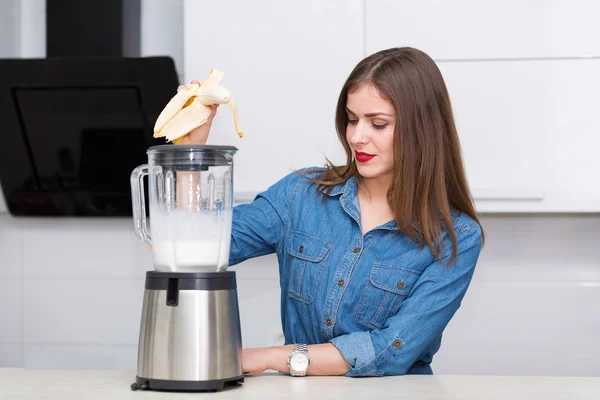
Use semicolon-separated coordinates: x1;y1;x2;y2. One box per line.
153;69;243;144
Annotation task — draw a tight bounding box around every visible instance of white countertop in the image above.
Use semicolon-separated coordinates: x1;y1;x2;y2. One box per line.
0;369;599;399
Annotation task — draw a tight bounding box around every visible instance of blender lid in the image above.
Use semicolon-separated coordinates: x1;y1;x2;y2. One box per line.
147;144;238;152
146;144;238;169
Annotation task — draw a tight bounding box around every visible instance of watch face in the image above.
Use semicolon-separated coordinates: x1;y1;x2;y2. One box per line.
290;352;309;371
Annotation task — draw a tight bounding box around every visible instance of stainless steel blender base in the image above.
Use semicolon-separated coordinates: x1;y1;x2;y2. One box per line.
133;271;243;392
131;375;244;392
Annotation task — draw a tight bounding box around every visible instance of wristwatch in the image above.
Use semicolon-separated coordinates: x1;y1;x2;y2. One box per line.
287;344;310;376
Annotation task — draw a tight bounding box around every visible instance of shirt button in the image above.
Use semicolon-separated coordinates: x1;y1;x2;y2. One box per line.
299;245;304;253
397;280;405;289
326;318;333;326
393;339;403;349
353;247;360;253
337;279;345;287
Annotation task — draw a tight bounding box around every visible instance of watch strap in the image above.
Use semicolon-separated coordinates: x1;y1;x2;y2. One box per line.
295;343;308;353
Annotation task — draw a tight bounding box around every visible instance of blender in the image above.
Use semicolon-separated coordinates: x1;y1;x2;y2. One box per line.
129;145;243;391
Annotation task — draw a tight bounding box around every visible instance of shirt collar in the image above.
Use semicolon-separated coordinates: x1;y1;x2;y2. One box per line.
325;177;400;231
323;175;357;197
324;177;460;234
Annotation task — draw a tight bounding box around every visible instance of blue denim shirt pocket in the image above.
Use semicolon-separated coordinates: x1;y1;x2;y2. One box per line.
355;264;421;329
287;231;332;304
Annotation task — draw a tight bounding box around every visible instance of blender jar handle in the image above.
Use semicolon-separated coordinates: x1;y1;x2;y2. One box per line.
130;164;152;249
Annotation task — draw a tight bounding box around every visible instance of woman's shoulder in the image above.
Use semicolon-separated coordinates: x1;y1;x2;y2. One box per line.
449;210;483;245
263;166;328;199
275;166;331;189
294;166;329;179
269;166;351;204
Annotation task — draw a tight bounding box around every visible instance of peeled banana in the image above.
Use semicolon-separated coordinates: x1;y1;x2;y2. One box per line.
153;68;243;144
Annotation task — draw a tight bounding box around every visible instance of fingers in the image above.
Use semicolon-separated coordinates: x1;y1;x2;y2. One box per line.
177;80;202;93
207;104;219;120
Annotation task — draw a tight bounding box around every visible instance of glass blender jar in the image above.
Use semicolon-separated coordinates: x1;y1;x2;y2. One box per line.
130;145;237;272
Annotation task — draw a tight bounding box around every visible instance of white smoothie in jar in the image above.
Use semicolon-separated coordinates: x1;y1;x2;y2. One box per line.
149;209;232;272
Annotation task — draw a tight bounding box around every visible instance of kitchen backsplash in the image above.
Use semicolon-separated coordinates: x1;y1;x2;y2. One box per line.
1;213;599;376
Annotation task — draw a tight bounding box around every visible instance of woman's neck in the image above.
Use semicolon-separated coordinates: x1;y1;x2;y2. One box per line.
357;174;393;203
356;173;395;234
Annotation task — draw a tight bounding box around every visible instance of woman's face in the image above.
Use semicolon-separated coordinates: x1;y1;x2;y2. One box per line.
345;84;396;181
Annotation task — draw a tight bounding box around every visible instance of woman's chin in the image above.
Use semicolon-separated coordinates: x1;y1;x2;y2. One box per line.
355;163;393;181
356;164;381;178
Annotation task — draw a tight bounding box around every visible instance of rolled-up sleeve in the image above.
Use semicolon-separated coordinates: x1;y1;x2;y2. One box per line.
330;223;483;376
228;171;303;266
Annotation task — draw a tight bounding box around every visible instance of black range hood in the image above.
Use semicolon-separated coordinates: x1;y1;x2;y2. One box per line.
0;0;179;217
0;56;179;217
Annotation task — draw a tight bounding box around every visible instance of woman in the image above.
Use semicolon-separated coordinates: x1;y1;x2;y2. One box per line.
180;47;484;377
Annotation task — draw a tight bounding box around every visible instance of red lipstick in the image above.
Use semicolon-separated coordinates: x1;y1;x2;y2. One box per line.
355;151;375;163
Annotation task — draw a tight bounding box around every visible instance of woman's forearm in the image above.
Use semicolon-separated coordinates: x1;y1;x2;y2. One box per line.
264;343;350;376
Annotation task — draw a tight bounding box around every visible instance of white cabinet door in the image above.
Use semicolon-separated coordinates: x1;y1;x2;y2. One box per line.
441;58;600;211
366;0;600;60
183;0;364;201
366;0;600;211
440;60;548;203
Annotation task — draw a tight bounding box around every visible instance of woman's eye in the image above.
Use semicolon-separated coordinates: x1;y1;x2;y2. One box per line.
347;119;358;125
372;123;388;130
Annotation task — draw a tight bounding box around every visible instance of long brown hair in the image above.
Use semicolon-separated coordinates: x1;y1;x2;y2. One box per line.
305;47;484;264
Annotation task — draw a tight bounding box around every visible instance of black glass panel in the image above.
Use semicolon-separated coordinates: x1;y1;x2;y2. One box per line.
0;57;179;216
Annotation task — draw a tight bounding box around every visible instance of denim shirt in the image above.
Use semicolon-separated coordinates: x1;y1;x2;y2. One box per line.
229;168;483;377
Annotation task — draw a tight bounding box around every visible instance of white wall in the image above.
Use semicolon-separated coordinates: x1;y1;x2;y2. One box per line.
0;0;21;58
141;0;184;80
19;0;46;58
0;0;599;377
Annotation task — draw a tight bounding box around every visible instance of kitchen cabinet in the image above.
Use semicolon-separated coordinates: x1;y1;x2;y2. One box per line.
366;0;600;212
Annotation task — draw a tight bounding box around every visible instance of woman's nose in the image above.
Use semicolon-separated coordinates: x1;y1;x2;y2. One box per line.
349;124;368;146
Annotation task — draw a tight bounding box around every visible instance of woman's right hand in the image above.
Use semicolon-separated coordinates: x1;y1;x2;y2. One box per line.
177;80;220;145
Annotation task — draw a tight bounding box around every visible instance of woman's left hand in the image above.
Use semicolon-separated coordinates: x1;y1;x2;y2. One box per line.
241;344;349;376
242;348;270;374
